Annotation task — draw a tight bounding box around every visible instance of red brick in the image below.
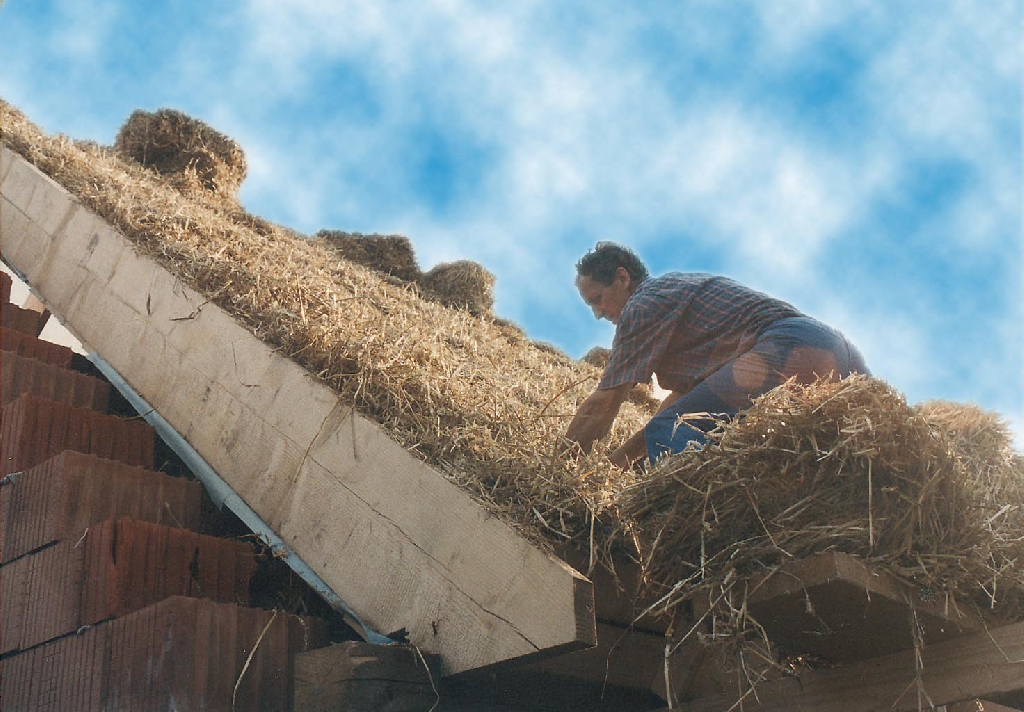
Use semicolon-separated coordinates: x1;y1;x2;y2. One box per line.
1;271;12;304
0;393;154;475
0;620;111;711
1;518;258;655
0;541;83;653
1;597;328;711
1;325;75;366
0;541;32;653
1;302;49;336
1;350;110;410
1;451;199;564
98;518;258;622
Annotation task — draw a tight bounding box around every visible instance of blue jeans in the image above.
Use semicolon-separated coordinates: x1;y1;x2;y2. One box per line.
644;317;869;463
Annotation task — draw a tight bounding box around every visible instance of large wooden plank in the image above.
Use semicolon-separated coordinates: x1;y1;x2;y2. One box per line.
680;621;1024;712
0;144;595;675
521;622;667;695
294;642;444;712
742;551;984;661
947;702;1023;712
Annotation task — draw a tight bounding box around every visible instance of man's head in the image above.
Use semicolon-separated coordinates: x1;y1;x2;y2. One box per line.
575;242;649;324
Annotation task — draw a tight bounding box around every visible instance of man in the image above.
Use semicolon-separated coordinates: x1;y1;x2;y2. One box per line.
564;242;870;468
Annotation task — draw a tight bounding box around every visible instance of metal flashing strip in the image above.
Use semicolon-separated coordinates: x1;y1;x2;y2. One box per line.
87;352;394;646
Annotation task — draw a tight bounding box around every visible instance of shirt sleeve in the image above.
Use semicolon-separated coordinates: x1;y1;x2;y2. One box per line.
598;291;677;390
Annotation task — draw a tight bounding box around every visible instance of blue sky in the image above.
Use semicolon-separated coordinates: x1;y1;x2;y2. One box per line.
2;1;1021;447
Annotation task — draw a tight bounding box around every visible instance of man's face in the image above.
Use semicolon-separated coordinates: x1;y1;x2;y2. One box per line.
576;268;633;324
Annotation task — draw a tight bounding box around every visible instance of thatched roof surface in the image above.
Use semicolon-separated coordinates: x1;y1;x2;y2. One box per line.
4;101;1022;650
2;100;640;551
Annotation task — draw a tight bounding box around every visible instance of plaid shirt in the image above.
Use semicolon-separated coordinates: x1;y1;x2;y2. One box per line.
599;273;803;393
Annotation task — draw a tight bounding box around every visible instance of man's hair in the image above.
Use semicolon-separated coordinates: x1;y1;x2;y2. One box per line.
575;242;650;285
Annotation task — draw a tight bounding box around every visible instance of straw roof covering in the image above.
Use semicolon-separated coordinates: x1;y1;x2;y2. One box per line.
618;376;1024;637
315;230;421;282
2;100;641;551
4;101;1023;659
418;259;496;316
114;108;247;200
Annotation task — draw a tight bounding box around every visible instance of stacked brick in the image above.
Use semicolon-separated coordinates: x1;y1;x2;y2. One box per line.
1;450;201;562
0;274;329;710
2;596;328;711
2;350;109;409
1;518;258;653
1;392;155;475
1;326;74;366
1;301;49;337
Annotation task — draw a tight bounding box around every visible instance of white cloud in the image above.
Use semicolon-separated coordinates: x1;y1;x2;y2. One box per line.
639;109;867;276
225;3;1001;320
752;0;875;56
864;2;1019;161
5;0;1023;453
222;2;1016;270
47;0;120;63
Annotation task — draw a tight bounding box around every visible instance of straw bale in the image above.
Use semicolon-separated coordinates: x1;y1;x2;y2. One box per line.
418;260;496;316
490;316;528;341
617;376;1024;636
582;346;611;369
916;400;1021;477
315;230;421;282
532;340;572;362
113;108;247;200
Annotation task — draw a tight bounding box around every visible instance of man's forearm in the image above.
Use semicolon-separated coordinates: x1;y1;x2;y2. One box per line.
608;428;648;468
564;385;630;453
564;400;618;453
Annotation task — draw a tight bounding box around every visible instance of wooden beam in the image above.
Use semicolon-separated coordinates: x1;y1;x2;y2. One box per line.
1;144;596;675
557;545;669;634
741;551;984;662
946;702;1023;712
679;621;1024;712
294;642;443;712
521;622;667;695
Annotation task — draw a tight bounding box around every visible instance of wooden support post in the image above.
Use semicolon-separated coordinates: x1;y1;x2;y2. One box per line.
945;702;1024;712
294;642;443;712
679;621;1024;712
742;551;985;662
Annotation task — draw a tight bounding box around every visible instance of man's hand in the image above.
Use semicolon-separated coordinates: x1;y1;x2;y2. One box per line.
563;383;633;454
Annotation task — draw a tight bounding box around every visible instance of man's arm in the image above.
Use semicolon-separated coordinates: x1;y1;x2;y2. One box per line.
564;383;634;454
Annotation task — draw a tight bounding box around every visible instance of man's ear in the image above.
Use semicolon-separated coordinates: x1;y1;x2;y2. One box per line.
615;266;631;288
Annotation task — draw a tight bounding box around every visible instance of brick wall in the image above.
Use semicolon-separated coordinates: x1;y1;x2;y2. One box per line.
0;268;331;711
